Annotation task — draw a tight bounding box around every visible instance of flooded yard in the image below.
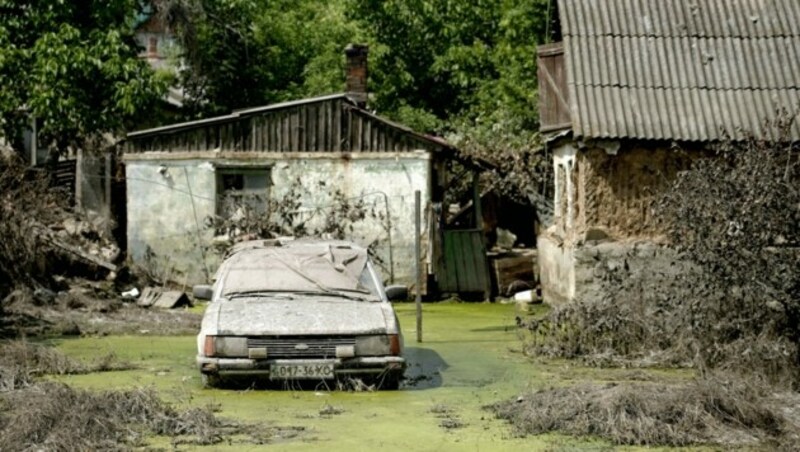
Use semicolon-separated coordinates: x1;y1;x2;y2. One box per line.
49;302;674;450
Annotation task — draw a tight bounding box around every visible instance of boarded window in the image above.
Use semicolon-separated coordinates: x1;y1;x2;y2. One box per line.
537;42;571;132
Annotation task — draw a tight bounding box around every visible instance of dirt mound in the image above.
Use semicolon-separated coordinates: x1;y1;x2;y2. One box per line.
490;376;799;449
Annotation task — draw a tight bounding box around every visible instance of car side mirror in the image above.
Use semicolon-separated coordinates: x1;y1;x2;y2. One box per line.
193;285;214;300
385;285;409;301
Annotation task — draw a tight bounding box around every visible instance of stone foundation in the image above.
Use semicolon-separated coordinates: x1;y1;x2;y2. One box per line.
538;234;683;305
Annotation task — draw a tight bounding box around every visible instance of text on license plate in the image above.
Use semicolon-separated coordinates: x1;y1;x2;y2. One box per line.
270;363;335;379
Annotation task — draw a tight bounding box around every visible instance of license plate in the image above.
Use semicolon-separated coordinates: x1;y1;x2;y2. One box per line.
270;363;335;380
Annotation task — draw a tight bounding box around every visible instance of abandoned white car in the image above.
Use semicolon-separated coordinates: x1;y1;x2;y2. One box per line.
194;239;406;389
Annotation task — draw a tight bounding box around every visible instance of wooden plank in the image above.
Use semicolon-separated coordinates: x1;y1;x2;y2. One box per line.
333;100;341;151
364;117;372;151
341;105;350;151
280;113;288;152
267;115;275;151
251;117;258;150
297;107;305;151
316;104;324;151
289;109;298;151
322;102;330;150
308;105;317;151
471;231;490;296
453;233;468;291
259;116;267;151
354;115;363;151
441;232;458;291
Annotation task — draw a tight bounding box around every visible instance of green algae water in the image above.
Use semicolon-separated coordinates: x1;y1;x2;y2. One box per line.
53;301;684;451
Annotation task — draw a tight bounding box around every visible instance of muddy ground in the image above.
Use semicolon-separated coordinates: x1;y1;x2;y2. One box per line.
6;294;794;450
38;301;701;451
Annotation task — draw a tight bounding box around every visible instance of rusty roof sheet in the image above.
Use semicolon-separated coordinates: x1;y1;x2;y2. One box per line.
559;0;800;141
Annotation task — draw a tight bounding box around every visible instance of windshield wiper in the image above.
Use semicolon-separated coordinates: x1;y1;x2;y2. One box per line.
226;291;295;300
289;290;375;302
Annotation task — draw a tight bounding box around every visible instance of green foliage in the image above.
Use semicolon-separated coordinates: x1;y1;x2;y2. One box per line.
162;0;554;197
349;0;552;132
160;0;362;115
349;0;554;201
0;0;166;152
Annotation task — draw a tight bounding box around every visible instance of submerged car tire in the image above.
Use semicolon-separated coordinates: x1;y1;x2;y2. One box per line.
375;374;401;390
201;372;223;388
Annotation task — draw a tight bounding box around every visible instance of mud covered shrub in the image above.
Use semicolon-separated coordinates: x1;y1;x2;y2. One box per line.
491;374;797;448
522;128;800;385
207;177;391;270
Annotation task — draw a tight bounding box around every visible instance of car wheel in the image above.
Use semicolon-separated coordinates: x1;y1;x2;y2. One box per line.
376;374;401;390
201;372;223;388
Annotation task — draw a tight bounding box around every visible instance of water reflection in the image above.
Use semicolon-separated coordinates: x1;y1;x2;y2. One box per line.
401;346;448;390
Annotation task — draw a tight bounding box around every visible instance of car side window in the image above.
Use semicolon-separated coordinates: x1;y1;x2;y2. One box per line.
358;265;381;299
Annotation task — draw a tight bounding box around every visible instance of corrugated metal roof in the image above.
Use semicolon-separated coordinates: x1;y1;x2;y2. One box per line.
559;0;800;141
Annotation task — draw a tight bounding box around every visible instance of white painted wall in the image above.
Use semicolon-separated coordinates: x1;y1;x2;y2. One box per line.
126;153;431;286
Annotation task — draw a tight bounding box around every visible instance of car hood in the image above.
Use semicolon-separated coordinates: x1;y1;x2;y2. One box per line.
205;297;395;336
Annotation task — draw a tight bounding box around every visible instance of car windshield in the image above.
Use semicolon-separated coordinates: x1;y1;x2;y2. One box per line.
220;244;380;301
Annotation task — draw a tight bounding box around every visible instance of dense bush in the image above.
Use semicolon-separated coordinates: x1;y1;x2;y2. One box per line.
522;128;800;386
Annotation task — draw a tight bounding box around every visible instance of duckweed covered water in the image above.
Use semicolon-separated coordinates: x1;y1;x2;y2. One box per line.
53;301;686;451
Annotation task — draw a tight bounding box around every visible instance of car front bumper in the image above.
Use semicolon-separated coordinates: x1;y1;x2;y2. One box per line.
197;355;406;378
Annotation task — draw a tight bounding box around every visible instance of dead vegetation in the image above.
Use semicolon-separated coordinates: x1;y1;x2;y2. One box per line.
505;128;800;447
0;341;305;449
0;153;163;338
491;374;799;449
0;340;133;391
0;155;120;296
0;383;302;450
430;404;466;430
520;131;800;383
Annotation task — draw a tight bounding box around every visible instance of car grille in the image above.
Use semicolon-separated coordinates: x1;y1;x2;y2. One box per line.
247;336;356;358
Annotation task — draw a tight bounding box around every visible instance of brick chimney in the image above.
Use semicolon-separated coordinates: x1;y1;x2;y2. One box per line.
345;44;368;108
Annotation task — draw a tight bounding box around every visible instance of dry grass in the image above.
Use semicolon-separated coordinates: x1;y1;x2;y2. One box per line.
0;383;247;450
490;374;799;449
0;341;306;450
0;340;134;391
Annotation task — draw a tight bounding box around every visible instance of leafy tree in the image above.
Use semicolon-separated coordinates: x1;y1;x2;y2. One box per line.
349;0;554;131
156;0;362;116
159;0;557;202
0;0;167;154
350;0;556;207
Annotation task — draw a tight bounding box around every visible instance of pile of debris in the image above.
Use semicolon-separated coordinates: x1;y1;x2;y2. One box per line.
50;215;121;274
0;155;118;293
1;155;197;338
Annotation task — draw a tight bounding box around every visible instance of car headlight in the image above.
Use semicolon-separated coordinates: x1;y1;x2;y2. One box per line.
355;335;400;356
204;336;247;357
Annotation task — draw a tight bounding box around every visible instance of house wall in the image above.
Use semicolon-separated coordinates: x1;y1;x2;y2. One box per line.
539;139;694;304
125;152;431;286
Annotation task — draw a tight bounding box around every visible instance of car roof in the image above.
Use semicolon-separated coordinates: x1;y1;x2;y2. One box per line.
226;237;368;257
215;238;372;295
